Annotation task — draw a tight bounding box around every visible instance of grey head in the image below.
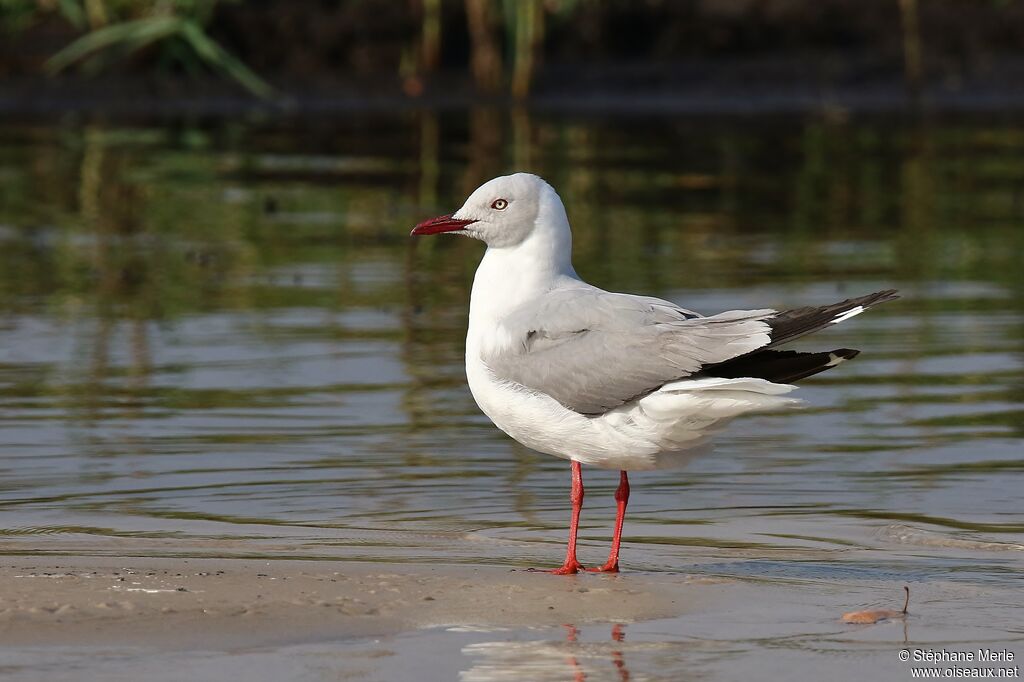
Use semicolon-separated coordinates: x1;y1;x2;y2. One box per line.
410;173;569;249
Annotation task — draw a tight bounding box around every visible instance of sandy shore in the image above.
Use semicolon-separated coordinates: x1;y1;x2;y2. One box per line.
0;556;719;650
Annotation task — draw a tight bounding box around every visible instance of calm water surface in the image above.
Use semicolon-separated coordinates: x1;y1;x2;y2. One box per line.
0;112;1021;679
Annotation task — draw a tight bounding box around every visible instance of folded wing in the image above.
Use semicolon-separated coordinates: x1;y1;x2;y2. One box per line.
483;288;774;414
483;288;899;416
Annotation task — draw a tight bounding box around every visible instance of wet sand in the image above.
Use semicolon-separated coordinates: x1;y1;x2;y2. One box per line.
5;554;1019;682
0;556;716;650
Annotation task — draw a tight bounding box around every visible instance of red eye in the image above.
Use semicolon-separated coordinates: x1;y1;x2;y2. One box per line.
491;198;508;210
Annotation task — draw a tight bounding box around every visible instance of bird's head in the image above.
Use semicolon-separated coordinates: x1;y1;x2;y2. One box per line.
411;173;568;250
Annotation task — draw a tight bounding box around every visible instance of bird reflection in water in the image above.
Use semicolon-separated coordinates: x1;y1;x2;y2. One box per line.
611;624;629;681
460;623;632;682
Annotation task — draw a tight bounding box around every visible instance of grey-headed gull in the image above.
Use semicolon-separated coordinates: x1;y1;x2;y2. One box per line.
411;172;897;574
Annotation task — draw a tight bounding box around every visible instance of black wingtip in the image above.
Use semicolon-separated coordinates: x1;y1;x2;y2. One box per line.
764;289;900;350
872;289;901;304
703;347;864;383
853;289;901;309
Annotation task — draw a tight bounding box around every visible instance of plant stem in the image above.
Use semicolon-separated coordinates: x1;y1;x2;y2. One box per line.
465;0;503;92
420;0;441;72
84;0;108;28
898;0;922;100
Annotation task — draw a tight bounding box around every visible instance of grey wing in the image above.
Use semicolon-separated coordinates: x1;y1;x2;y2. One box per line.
483;288;775;415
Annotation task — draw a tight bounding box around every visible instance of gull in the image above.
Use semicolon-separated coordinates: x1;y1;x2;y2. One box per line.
411;173;897;574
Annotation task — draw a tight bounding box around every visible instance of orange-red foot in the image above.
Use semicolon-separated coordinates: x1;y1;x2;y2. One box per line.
586;562;619;573
549;561;586;575
529;560;586;575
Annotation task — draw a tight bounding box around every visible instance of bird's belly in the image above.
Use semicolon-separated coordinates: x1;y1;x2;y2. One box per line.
465;353;689;469
466;354;602;456
465;354;801;470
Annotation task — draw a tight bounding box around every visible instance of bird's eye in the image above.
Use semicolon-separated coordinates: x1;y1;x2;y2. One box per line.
491;198;508;210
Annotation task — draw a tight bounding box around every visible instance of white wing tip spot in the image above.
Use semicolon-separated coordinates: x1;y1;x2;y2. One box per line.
830;305;865;324
826;352;847;367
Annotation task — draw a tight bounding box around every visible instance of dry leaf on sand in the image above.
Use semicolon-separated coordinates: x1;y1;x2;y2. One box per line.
842;586;910;624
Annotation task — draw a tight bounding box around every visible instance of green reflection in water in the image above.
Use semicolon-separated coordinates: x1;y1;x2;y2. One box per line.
0;111;1021;584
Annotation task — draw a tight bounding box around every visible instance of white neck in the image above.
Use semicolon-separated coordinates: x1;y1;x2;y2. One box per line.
468;194;578;345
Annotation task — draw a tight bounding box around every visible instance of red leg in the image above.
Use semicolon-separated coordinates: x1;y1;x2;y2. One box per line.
588;470;629;573
544;460;585;574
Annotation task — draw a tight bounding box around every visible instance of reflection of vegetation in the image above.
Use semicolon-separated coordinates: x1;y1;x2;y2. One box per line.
4;113;1023;320
0;113;1022;435
0;114;1021;563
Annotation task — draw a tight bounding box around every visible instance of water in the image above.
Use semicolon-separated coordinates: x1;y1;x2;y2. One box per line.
0;113;1022;678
